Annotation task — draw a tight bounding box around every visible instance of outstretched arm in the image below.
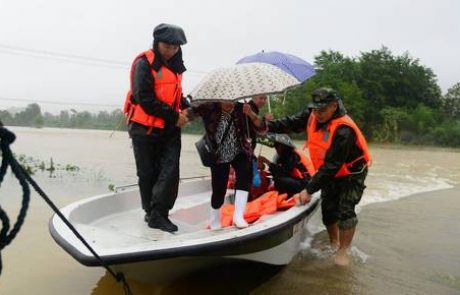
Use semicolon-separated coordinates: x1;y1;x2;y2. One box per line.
184;101;219;121
267;109;311;134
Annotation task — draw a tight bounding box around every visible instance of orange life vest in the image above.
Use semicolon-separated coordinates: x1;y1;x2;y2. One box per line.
291;149;316;179
123;49;182;129
306;114;371;178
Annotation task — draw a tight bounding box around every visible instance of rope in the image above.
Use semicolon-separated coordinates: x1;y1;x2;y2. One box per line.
0;122;132;295
109;115;126;138
0;121;29;277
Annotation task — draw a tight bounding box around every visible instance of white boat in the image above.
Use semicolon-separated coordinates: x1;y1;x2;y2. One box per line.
49;177;320;282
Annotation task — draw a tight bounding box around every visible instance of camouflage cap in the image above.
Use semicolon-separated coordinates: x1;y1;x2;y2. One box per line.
308;87;339;109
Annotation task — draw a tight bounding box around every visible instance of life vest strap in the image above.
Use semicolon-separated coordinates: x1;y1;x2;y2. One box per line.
344;155;368;175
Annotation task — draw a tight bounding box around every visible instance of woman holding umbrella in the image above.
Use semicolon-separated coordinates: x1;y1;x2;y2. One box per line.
185;100;266;230
187;62;302;230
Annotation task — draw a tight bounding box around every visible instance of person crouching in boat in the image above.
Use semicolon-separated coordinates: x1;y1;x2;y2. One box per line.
258;133;315;200
185;100;266;229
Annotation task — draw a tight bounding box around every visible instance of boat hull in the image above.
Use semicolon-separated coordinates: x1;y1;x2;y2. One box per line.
49;178;320;281
111;210;316;282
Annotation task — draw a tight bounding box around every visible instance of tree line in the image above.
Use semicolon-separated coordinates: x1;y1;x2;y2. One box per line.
0;103;204;133
268;47;460;147
0;106;127;131
1;46;460;146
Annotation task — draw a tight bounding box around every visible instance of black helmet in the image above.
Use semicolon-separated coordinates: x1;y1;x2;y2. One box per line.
153;23;187;45
308;87;339;109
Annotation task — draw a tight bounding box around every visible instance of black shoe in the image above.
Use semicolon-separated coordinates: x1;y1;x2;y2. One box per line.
148;213;177;233
166;217;178;232
144;214;150;223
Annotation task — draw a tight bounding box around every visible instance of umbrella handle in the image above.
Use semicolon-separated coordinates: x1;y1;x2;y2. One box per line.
267;96;272;113
244;98;251;140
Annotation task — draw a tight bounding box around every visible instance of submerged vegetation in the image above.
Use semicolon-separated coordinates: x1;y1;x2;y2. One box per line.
14;154;79;177
1;46;459;147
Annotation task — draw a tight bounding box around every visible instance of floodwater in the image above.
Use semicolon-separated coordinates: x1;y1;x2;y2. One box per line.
0;127;459;294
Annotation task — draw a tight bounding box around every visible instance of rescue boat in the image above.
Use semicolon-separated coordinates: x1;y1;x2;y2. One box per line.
49;177;320;282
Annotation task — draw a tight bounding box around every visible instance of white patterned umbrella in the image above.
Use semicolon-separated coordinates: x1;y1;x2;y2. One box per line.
190;62;300;101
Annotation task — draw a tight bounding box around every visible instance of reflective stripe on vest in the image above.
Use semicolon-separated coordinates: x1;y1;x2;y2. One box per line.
123;49;182;129
291;149;316;179
306;114;371;178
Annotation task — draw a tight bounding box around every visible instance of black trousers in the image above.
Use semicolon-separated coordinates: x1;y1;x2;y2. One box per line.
131;128;181;217
273;176;308;197
210;153;252;209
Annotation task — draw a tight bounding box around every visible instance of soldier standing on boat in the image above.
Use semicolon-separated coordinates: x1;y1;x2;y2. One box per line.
266;87;371;265
123;23;189;233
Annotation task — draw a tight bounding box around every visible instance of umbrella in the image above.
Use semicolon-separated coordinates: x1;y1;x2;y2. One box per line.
237;51;315;112
189;62;300;102
236;51;316;82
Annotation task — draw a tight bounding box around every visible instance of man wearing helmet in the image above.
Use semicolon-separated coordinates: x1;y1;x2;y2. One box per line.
124;23;189;233
267;87;371;266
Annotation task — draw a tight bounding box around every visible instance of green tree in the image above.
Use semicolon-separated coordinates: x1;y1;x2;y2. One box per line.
59;111;71;127
373;107;409;142
407;104;436;134
357;47;441;110
442;82;460;119
335;81;367;128
314;50;358;88
303;46;444;140
70;111;92;128
14;103;44;127
0;110;14;125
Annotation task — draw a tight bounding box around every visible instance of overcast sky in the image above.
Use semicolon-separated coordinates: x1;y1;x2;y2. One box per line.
0;0;459;113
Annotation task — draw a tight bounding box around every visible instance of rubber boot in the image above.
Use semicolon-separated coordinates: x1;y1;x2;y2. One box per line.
210;207;221;230
233;190;249;229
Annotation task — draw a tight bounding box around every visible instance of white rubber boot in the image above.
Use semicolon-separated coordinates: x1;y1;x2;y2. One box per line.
233;190;249;228
210;207;221;230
